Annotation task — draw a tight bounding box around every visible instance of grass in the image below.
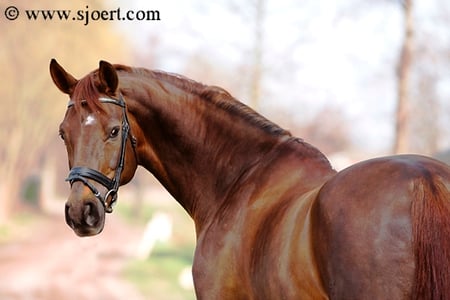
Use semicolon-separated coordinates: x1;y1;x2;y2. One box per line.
123;243;196;300
118;198;197;299
115;200;156;225
0;211;42;244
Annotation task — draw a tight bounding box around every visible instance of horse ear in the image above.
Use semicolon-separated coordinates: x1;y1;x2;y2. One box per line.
49;59;78;95
98;60;118;94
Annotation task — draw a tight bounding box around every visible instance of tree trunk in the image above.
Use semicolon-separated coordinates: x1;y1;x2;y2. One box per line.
0;179;20;224
394;0;414;154
249;0;265;110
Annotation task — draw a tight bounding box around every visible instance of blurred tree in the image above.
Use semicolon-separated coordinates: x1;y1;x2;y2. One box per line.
409;0;450;154
410;60;439;154
345;0;449;154
0;0;128;222
394;0;413;153
391;0;450;154
298;107;352;155
249;0;266;110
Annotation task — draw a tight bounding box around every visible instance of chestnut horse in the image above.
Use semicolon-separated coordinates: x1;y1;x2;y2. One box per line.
50;59;450;299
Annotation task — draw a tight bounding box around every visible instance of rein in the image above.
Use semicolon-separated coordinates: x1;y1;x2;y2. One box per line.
65;94;135;213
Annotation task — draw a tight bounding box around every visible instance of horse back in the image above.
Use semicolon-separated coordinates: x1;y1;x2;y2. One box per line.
311;155;450;299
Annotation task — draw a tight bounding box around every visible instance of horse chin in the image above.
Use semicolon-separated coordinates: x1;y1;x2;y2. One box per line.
71;215;105;237
72;223;105;237
68;216;105;237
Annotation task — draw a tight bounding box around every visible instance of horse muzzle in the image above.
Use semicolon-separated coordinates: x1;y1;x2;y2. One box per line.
65;184;106;236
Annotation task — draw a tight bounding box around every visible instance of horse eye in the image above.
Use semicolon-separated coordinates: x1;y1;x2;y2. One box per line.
109;126;120;138
59;131;65;141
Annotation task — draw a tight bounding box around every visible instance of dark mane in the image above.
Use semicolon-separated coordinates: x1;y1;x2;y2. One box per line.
129;67;291;137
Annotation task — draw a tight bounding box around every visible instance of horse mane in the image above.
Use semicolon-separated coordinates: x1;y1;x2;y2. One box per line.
129;67;291;137
131;69;335;167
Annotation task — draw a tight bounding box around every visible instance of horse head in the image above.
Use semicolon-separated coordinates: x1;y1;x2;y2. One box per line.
50;59;138;236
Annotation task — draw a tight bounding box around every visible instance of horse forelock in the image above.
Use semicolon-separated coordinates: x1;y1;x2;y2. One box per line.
70;64;132;112
70;72;105;112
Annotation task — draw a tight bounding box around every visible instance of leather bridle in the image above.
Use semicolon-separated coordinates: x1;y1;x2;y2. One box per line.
65;94;136;213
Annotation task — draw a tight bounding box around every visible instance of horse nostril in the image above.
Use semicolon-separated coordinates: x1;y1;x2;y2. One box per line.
83;202;99;227
65;203;75;229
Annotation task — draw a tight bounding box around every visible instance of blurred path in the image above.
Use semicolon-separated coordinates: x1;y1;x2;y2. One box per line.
0;212;145;300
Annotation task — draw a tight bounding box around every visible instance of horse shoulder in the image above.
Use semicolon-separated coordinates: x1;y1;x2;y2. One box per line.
193;173;330;299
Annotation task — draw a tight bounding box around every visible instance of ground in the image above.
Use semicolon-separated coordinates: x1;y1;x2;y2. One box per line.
0;212;145;300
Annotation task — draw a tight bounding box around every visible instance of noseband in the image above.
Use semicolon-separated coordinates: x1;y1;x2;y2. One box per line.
65;94;136;213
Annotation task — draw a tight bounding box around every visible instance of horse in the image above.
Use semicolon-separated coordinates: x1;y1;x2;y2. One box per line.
50;59;450;299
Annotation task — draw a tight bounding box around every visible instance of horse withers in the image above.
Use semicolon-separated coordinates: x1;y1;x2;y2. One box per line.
50;59;450;299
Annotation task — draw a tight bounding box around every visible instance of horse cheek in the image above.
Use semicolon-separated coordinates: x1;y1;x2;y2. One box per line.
109;153;119;171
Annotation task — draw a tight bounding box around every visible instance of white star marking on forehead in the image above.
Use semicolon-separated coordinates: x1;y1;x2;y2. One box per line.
84;115;96;126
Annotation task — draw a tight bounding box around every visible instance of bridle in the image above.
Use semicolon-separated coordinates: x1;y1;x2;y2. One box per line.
65;94;136;213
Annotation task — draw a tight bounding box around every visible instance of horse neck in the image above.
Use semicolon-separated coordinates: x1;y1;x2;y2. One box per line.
124;74;333;230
